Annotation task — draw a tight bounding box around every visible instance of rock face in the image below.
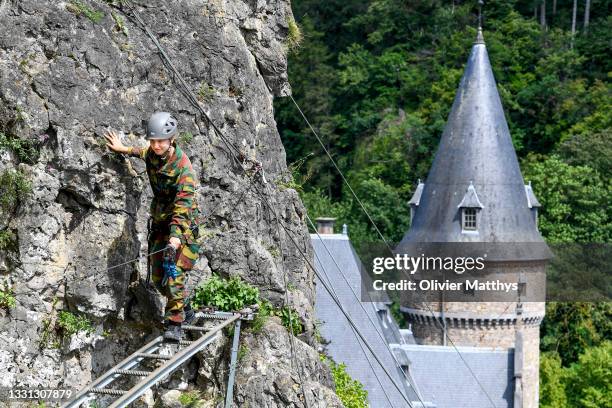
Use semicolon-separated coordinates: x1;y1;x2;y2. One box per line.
0;1;339;406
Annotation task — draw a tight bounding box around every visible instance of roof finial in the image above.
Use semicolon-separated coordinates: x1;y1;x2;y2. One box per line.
475;0;485;44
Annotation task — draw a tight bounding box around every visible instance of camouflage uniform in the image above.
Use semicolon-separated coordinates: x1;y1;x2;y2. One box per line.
130;142;200;323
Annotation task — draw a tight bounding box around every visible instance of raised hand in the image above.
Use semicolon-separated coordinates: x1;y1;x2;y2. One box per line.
103;129;128;153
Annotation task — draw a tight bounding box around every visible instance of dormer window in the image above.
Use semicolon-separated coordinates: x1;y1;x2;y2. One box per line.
462;208;478;230
457;181;484;233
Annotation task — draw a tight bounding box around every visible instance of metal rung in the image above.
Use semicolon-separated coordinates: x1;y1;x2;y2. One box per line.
114;369;152;376
90;388;127;396
183;325;207;332
137;353;172;360
197;312;236;320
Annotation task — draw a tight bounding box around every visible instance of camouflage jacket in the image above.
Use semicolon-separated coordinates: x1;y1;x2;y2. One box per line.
130;143;199;240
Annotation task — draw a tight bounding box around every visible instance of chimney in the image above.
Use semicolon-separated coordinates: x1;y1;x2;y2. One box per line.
315;217;336;234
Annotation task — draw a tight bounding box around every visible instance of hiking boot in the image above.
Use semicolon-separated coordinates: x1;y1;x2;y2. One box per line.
163;323;182;342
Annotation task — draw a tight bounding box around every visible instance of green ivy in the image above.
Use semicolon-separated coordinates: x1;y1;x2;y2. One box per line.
191;275;259;312
321;354;368;408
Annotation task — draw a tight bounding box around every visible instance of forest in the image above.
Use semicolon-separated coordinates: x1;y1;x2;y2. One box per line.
274;0;611;406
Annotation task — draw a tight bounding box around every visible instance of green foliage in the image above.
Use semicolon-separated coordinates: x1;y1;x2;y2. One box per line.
0;170;32;215
67;1;104;23
521;154;611;243
277;0;612;249
247;300;304;336
178;391;205;408
277;154;314;193
321;355;368;408
191;275;259;312
540;342;612;408
0;229;16;251
57;311;94;337
178;132;194;145
565;341;612;408
197;83;215;102
279;306;303;336
557;130;612;175
248;299;273;334
111;11;128;36
286;17;303;51
540;352;568;408
0;281;16;310
541;302;612;366
238;345;249;362
0;132;39;164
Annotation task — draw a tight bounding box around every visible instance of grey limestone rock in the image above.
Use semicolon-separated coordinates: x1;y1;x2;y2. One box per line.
0;0;338;406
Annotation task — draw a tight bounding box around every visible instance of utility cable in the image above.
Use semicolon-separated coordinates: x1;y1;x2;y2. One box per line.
306;214;427;407
308;225;399;407
106;3;485;406
287;96;499;408
247;182;416;407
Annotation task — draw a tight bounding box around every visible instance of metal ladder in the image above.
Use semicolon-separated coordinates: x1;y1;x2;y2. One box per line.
62;311;251;408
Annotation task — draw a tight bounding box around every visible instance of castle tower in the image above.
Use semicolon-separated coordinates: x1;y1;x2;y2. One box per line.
397;27;550;408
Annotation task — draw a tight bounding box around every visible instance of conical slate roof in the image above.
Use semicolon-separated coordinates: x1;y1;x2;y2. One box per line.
399;30;549;258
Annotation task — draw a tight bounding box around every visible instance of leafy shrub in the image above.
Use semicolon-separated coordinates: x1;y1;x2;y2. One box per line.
191;275;259;312
0;132;39;164
0;281;16;310
321;355;368;408
0;170;32;214
279;306;303;336
178;390;205;408
249;300;273;334
57;311;94;337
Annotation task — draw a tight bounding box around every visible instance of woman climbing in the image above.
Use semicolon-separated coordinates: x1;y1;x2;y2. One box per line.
104;111;200;341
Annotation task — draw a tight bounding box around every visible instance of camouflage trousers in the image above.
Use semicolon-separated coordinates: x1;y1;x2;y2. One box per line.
148;222;200;324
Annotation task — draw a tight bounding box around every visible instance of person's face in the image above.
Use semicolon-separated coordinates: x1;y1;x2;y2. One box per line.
149;138;172;156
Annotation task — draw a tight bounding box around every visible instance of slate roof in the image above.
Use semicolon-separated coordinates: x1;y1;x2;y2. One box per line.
401;344;515;408
457;182;484;209
398;29;551;261
311;232;434;408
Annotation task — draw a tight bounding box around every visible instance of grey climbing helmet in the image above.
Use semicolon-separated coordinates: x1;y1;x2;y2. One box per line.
145;111;178;140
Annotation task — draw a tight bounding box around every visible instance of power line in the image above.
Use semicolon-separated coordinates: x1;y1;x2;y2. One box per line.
307;220;397;407
306;214;427;407
287;95;499;408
